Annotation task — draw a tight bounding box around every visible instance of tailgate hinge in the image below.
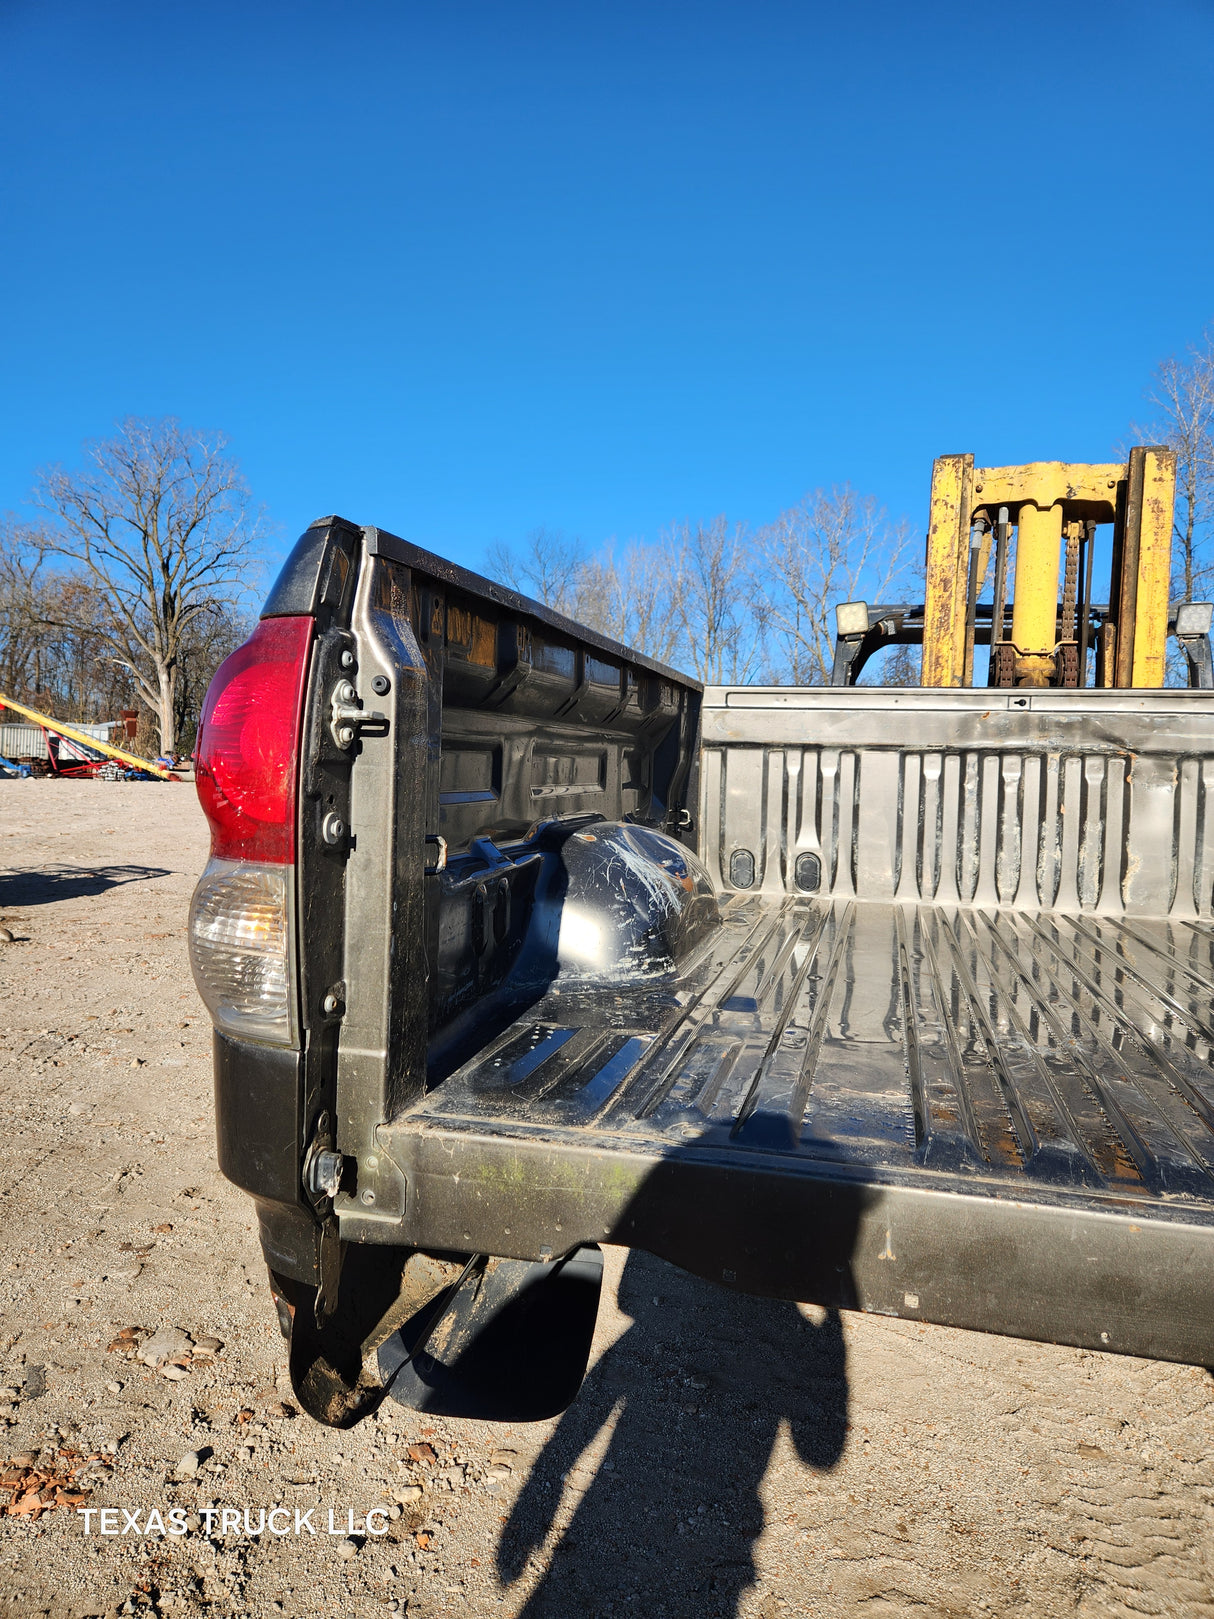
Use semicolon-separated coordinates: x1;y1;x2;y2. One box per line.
330;679;389;750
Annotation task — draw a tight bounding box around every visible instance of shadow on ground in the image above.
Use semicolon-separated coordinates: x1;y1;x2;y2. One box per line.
497;1249;849;1619
0;864;172;907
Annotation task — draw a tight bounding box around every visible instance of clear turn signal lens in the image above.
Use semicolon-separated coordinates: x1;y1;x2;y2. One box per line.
189;858;295;1043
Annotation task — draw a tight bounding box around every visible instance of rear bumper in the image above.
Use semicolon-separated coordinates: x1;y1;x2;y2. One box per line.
213;1031;320;1283
214;1031;301;1201
375;1119;1214;1365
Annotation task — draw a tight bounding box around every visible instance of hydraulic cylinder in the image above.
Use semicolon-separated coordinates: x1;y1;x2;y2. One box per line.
1011;501;1063;686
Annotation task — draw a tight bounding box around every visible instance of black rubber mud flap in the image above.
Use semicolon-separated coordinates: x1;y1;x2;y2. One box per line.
278;1260;392;1430
378;1245;603;1421
274;1247;472;1428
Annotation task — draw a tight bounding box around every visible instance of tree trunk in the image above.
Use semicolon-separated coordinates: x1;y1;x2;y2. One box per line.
156;663;176;755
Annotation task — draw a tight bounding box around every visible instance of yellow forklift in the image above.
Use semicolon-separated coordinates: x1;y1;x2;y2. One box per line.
831;446;1214;689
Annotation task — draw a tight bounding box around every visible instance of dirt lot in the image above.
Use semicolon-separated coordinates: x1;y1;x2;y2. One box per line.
0;779;1212;1619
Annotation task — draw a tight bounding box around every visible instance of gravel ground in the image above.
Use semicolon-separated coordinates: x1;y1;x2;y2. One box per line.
1;779;1213;1619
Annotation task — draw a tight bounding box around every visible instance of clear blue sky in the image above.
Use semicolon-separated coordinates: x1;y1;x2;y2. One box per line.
2;0;1213;586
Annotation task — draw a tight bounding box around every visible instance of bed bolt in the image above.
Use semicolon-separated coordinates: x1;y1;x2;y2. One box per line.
307;1150;344;1199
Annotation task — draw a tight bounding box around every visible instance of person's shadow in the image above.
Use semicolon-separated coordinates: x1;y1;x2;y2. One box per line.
497;1248;850;1618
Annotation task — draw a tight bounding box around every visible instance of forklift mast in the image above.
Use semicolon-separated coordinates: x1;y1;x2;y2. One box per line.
830;448;1213;690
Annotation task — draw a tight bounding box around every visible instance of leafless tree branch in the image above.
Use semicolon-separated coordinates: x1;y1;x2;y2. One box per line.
755;485;917;684
34;417;265;751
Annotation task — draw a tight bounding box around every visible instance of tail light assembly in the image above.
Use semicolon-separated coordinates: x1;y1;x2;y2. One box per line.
189;616;313;1045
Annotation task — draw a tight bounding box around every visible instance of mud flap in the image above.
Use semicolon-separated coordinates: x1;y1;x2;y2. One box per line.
378;1245;603;1421
273;1247;471;1428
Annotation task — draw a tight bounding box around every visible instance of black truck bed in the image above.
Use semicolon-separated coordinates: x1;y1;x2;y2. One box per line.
382;895;1214;1366
241;525;1214;1372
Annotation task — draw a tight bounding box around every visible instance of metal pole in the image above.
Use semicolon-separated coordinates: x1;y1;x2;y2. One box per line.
0;694;177;780
1077;520;1096;688
963;522;986;687
988;506;1010;685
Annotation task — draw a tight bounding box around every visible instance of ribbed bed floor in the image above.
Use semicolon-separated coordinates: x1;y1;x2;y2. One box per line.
411;895;1214;1209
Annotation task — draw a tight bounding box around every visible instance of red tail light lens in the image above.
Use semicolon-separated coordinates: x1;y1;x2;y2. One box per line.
195;616;313;863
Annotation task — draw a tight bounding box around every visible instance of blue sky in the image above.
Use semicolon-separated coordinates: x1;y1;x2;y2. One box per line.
2;0;1213;588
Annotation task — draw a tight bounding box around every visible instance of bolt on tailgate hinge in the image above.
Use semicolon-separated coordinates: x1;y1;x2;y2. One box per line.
329;678;389;750
309;1149;344;1200
303;1110;344;1201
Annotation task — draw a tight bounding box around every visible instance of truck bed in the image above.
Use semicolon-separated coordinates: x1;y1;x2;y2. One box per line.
266;530;1214;1369
382;894;1214;1365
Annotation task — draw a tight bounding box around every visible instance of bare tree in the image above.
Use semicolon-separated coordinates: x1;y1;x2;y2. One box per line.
1;512;250;744
756;485;917;685
486;528;685;667
560;542;681;666
667;516;761;683
1;521;125;717
1139;330;1214;601
0;519;48;701
857;641;921;688
172;598;254;749
37;574;134;721
486;527;586;619
34;418;264;752
487;490;915;689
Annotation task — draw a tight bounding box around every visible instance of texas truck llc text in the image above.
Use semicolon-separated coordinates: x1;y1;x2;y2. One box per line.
77;1506;391;1538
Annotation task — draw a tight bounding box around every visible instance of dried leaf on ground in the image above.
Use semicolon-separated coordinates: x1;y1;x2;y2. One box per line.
2;1456;94;1520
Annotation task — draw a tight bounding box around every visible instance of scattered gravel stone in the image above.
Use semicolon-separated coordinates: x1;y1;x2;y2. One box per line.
106;1326;145;1356
489;1448;517;1467
486;1463;512;1480
336;1536;360;1561
138;1327;193;1367
104;1381;121;1394
175;1451;202;1478
393;1484;423;1503
0;927;14;944
160;1364;190;1381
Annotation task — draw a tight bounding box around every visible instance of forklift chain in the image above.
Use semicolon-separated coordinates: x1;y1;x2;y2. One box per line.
1060;524;1081;644
1057;644;1080;688
992;643;1018;687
